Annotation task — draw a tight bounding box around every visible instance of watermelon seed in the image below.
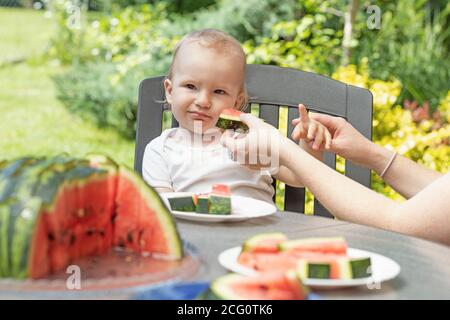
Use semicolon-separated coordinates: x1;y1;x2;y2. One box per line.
99;230;105;237
111;212;117;223
86;228;94;236
70;234;76;245
127;232;133;243
47;233;55;241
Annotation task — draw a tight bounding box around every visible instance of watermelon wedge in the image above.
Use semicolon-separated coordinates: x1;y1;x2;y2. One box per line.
216;108;249;132
242;232;288;253
202;271;309;300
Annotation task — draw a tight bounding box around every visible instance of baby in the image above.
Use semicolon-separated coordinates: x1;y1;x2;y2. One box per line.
142;29;330;204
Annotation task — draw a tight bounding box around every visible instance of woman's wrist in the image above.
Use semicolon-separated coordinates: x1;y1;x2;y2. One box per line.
365;142;395;175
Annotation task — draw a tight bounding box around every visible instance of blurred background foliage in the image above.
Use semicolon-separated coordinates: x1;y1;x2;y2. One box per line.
0;0;448;207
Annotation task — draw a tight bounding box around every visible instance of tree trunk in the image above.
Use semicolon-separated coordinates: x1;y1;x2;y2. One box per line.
342;0;360;66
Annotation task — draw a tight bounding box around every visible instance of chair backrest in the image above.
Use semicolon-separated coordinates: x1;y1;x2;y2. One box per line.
134;64;373;218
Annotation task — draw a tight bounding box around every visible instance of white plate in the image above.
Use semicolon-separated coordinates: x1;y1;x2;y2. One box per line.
218;246;401;288
160;193;277;222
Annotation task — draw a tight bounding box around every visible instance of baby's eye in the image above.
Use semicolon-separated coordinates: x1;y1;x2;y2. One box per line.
185;84;196;90
214;89;226;95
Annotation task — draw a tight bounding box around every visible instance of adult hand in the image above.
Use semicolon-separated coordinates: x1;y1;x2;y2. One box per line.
295;112;373;167
291;104;332;151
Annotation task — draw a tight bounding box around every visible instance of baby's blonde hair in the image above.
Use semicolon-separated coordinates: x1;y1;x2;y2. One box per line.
166;28;249;111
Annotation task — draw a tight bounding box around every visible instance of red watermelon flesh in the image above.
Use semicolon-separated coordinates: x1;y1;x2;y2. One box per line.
239;251;345;279
114;167;182;259
42;176;116;274
238;252;298;272
114;173;143;252
220;108;243;119
28;215;51;279
280;237;348;255
211;184;230;196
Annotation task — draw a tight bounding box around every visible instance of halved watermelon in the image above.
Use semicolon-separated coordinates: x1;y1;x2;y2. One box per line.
0;155;184;279
204;271;309;300
216;108;249;132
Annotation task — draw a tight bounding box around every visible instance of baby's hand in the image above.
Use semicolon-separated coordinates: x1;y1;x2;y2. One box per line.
291;104;332;151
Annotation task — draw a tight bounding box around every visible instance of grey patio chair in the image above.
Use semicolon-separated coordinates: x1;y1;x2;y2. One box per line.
134;64;373;218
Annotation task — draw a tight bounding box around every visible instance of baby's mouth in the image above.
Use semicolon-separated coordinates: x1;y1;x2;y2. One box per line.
188;111;212;121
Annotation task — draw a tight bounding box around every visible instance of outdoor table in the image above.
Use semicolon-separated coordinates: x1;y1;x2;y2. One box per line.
177;211;450;299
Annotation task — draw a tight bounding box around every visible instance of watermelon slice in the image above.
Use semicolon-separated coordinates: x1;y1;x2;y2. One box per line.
195;193;209;213
216;108;249;132
242;232;288;253
168;184;232;215
237;234;372;280
279;237;348;255
203;271;309;300
208;184;231;215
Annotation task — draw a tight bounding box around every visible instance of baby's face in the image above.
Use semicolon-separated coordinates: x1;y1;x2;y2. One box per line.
164;42;245;133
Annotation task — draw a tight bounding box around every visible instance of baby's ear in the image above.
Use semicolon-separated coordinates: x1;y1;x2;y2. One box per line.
164;79;173;104
234;91;245;110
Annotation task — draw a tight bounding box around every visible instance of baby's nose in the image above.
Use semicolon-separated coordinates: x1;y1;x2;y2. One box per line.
195;91;212;108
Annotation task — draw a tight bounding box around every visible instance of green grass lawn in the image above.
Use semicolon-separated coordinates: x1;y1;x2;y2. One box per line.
0;8;55;64
0;8;135;167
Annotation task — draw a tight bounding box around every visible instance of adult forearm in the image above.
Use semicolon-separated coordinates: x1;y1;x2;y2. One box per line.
281;139;400;229
362;142;442;199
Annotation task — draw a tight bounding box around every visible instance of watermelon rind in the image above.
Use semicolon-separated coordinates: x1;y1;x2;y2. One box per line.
168;196;196;212
297;260;332;279
337;257;372;279
216;118;249;132
208;195;231;215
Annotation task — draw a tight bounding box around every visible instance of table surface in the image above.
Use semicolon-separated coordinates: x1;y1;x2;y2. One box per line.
177;211;450;299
